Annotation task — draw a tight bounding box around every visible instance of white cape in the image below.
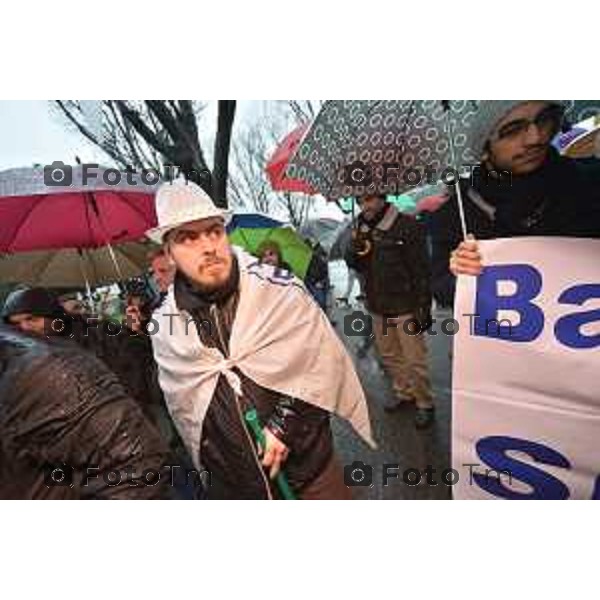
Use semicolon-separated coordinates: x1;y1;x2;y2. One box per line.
151;248;374;467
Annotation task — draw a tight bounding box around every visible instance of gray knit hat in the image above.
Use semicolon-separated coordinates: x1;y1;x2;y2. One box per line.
467;101;565;160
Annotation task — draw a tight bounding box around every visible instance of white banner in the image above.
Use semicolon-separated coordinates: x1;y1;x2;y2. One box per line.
452;237;600;500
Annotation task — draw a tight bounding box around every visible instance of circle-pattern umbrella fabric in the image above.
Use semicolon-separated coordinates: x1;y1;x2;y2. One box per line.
286;100;600;200
266;125;316;194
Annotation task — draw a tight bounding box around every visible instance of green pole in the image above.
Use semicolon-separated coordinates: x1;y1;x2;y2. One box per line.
244;409;297;500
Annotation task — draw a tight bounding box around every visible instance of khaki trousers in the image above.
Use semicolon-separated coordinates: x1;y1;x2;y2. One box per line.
372;313;433;409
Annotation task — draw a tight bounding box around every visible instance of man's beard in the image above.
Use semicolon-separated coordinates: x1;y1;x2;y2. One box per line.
177;255;239;307
190;258;232;292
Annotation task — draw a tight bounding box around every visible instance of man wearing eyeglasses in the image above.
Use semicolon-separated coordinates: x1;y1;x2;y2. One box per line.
430;100;600;292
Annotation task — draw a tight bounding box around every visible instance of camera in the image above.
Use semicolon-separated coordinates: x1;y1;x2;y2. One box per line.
44;161;73;187
44;312;74;339
44;462;74;488
344;461;373;487
344;160;373;186
344;310;373;337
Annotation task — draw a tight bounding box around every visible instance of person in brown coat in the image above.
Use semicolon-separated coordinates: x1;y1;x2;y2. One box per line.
345;194;434;429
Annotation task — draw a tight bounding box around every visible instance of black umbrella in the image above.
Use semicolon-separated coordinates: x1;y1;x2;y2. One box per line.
328;222;353;262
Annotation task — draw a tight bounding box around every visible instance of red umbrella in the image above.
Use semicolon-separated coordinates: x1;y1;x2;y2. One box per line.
266;125;315;194
0;166;158;253
414;193;448;214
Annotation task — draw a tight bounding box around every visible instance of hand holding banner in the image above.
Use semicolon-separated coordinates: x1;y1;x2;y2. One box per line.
452;237;600;500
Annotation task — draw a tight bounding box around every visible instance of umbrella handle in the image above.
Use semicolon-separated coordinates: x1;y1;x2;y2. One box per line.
442;102;469;241
86;191;125;281
105;242;124;282
77;249;94;313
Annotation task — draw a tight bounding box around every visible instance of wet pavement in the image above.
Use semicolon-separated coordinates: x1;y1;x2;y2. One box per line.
327;261;454;499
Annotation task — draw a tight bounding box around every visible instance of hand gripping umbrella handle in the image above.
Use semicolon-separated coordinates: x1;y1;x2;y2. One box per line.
244;409;297;500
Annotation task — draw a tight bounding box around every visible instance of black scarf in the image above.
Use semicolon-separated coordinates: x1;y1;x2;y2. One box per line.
175;256;240;313
470;148;575;235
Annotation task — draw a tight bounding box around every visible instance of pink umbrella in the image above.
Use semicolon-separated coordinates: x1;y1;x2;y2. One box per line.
0;165;158;253
266;125;315;194
414;193;448;214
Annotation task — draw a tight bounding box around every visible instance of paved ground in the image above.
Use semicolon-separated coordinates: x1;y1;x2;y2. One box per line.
327;261;454;499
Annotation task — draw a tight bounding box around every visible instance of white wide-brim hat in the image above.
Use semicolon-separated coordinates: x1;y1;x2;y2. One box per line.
146;177;232;244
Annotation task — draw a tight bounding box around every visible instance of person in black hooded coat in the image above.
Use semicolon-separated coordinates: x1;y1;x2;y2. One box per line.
0;326;175;499
430;101;600;303
1;287;162;427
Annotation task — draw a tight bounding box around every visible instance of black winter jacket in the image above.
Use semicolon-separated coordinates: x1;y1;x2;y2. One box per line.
0;327;174;499
429;151;600;307
50;315;167;428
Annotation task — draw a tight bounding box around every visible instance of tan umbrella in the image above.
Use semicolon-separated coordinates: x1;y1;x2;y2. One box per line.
0;241;156;289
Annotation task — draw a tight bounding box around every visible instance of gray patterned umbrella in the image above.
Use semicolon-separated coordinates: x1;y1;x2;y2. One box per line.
286;100;600;201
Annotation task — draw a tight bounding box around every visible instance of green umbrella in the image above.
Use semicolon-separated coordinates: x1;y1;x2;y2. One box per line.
338;194;417;213
228;226;313;279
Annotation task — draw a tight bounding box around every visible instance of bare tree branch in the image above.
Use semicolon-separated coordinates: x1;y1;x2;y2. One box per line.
212;100;237;207
114;101;173;159
55;100;236;205
228;101;320;227
55;101;126;167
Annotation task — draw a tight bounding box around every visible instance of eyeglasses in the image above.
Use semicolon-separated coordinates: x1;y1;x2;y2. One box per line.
492;104;565;142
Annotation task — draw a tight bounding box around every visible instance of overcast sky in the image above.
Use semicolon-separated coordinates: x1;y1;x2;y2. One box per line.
0;100;262;169
0;100;343;221
0;100;106;168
